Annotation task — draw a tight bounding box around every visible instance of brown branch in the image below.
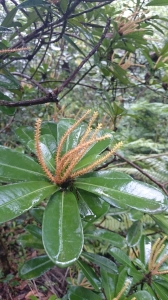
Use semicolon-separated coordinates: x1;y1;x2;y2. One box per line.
0;94;59;107
116;153;168;196
0;18;111;108
12;72;48;94
54;17;111;94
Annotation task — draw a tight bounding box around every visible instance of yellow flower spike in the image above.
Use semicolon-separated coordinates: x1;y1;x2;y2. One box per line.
70;141;123;179
112;280;130;300
153;254;168;274
148;236;168;276
148;238;161;270
55;134;113;185
79;111;98;143
34;111;123;186
55;109;91;166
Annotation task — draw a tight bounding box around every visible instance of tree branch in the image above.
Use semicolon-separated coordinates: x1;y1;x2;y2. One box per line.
0;18;111;107
116;153;168;196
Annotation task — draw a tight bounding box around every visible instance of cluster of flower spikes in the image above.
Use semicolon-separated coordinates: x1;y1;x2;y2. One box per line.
34;110;123;186
148;236;168;276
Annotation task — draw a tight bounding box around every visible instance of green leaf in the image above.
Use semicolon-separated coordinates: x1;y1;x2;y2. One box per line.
77;259;101;292
147;0;168;5
42;191;84;267
63;35;86;57
100;268;117;300
0;146;46;182
115;267;132;298
130;290;153;300
93;170;132;180
132;258;146;272
25;224;42;239
74;137;112;171
77;189;109;222
0;91;15;115
126;221;142;247
0;181;56;223
152;214;168;235
82;252;118;274
0;73;18;89
17;233;43;249
109;248;134;269
143;283;157;298
139;236;151;266
56;119;85;155
15;121;58;148
85;228;125;248
19;255;54;279
15;126;34;147
28;134;56;172
1;7;17;27
75;176;167;214
29;207;44;224
152;281;168;298
77;190;96;221
68;286;102;300
0;26;12;32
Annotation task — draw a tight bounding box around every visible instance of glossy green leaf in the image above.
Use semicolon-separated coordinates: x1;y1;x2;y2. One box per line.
0;181;56;223
75;176;167;213
82;252;118;274
115;267;132;298
19;255;54;279
94;170;132;180
25;224;42;239
63;35;85;57
0;26;12;32
68;286;102;300
147;0;168;5
85;228;125;248
28;134;56;172
0;73;18;89
0;146;46;182
143;283;157;298
56;119;86;155
15;122;57;149
130;291;153;300
77;190;95;221
17;233;43;249
132;258;146;272
100;268;117;300
76;189;109;222
15;126;34;147
41;121;57;139
74;138;112;172
126;221;142;247
1;7;17;27
0;91;15;115
127;267;144;285
152;214;168;235
139;236;151;266
152;281;168;299
29;207;44;224
77;259;101;292
42;191;83;267
109;247;134;269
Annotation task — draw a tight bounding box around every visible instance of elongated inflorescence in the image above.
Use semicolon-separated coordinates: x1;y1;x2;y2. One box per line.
148;236;168;275
34;111;123;185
